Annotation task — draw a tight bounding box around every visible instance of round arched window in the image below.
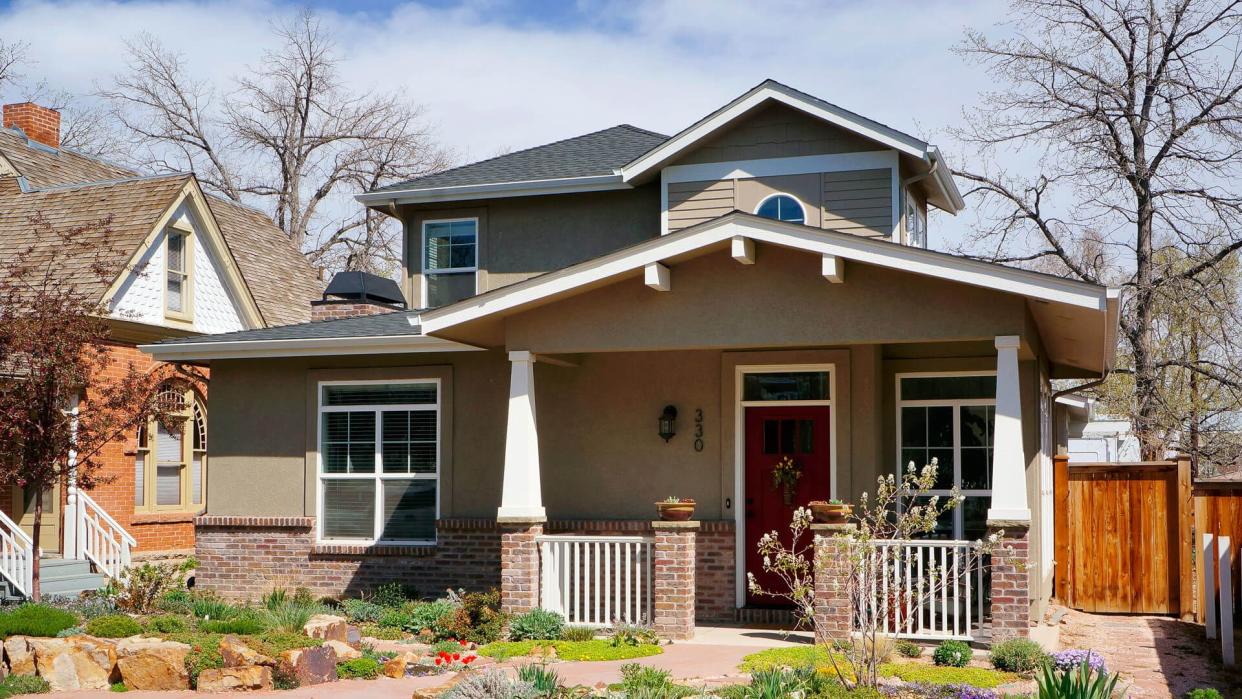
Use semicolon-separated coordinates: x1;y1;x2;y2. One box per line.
755;194;806;224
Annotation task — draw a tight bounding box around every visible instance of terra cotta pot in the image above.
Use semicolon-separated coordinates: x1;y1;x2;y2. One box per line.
655;500;696;521
808;501;852;524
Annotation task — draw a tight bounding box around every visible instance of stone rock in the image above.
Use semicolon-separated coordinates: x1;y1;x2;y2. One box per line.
30;636;118;691
4;636;35;676
346;625;361;645
277;645;337;686
302;614;350;642
114;637;191;691
323;640;360;660
380;651;420;679
411;672;464;699
197;665;273;692
219;635;275;668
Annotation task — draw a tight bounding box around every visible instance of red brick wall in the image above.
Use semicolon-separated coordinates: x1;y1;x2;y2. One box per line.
989;524;1031;640
309;301;403;321
3;103;60;148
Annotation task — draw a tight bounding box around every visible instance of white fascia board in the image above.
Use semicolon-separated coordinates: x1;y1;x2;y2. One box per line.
928;147;966;213
356;174;628;206
140;334;482;361
419;214;1114;334
662;151;898;184
622;88;928;182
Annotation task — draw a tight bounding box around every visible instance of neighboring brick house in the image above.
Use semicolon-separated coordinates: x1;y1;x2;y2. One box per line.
146;80;1121;642
0;102;322;590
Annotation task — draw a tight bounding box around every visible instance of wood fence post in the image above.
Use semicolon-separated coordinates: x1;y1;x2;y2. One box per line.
1177;455;1194;619
1053;454;1070;604
1205;532;1217;640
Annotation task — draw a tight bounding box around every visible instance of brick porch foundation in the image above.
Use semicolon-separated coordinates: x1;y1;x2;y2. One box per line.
498;519;543;615
651;521;698;640
811;523;854;643
988;522;1031;641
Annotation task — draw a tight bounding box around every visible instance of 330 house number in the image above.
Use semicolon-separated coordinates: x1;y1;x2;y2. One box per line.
693;408;705;452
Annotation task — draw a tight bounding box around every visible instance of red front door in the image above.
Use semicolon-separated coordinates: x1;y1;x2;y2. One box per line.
744;405;831;606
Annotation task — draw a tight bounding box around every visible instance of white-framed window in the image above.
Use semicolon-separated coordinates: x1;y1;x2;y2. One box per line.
317;380;439;545
896;372;996;540
754;193;807;224
905;196;927;248
421;218;478;308
165;228;193;319
134;383;206;512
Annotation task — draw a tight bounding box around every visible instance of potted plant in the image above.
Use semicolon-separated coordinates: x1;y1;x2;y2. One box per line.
655;496;696;521
808;498;852;524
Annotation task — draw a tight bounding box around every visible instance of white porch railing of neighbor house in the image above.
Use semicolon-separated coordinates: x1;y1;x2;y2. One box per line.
855;539;987;642
71;491;135;579
0;509;33;598
537;534;654;627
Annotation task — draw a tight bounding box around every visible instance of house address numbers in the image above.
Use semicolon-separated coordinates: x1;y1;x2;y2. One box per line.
693;408;704;452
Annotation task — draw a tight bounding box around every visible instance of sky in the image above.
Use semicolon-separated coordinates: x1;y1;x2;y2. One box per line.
0;0;1017;249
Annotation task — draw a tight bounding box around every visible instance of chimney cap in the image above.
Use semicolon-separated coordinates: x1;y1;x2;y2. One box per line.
322;270;406;307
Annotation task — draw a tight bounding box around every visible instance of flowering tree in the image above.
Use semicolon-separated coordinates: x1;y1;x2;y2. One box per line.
748;460;1007;689
0;214;170;600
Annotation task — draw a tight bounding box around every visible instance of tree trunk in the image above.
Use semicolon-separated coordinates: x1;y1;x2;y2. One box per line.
31;488;41;603
1133;183;1161;460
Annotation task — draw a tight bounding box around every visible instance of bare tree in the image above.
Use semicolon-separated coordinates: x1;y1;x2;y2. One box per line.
0;39;27;91
954;0;1242;459
99;10;447;272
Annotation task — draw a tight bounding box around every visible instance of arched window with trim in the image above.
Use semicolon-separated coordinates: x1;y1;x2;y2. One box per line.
135;383;206;512
754;193;807;224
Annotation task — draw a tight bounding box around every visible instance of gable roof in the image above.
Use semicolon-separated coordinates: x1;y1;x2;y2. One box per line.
361;125;668;202
0;127;322;328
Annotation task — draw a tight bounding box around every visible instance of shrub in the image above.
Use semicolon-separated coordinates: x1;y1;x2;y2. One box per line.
262;601;326;634
0;603;80;638
432;590;506;644
1049;649;1106;674
517;664;561;696
44;593;117;620
1036;659;1119;699
896;640;922;658
989;638;1047;674
85;614;142;638
616;663;697;698
0;674;50;698
400;599;453;633
165;632;224;688
198;609;267;635
110;681;128;692
508;609;565;641
336;657;381;680
933;640;973;668
609;623;659;647
358;623;404;640
560;625;595;642
56;626;85;638
112;558;196;614
1187;690;1223;699
370;582;410;608
441;668;535;699
147;615;189;634
341;598;384;624
155;589;192;615
378;607;412;630
189;595;236;621
245;632;321;658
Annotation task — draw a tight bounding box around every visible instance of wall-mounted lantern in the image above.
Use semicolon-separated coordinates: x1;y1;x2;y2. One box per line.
659;405;678;442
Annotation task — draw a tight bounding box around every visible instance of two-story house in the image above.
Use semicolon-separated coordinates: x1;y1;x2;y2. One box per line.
145;81;1120;642
0;102;322;598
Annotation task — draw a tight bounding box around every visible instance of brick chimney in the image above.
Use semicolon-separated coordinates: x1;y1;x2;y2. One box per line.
3;102;61;149
311;271;408;321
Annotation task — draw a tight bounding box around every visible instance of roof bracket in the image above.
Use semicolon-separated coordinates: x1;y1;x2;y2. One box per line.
644;262;671;292
822;254;844;283
731;236;755;265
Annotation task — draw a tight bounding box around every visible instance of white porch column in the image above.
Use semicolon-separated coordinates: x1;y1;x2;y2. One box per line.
64;392;82;560
988;335;1031;523
498;351;546;520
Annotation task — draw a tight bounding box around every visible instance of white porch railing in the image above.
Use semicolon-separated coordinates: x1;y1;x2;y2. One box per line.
71;491;135;580
855;539;986;642
538;534;654;627
0;509;33;598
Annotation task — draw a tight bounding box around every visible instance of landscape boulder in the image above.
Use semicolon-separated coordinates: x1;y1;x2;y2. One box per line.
30;636;118;691
219;635;275;667
4;636;35;676
381;651;420;679
277;645;337;686
302;614;351;642
115;637;191;691
197;665;273;692
324;640;360;660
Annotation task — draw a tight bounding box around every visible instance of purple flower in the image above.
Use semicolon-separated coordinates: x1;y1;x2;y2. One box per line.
1051;649;1107;674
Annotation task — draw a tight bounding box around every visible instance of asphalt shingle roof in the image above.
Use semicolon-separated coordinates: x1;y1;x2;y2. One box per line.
370;124;668;193
156;309;423;344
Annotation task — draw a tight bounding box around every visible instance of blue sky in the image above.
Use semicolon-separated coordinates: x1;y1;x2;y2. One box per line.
0;0;1017;249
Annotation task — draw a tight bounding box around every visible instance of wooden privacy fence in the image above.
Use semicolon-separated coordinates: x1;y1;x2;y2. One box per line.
1195;483;1242;624
1053;456;1193;615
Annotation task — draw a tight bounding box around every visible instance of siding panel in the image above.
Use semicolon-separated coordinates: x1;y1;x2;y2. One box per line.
668;179;736;232
821;169;891;239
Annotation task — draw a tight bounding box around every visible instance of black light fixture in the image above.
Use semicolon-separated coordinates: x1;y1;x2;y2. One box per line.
659;405;678;442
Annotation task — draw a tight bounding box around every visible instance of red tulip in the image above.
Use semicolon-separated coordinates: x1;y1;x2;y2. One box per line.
452;653;460;661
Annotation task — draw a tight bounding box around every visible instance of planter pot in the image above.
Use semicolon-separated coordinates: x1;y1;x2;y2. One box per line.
655;501;696;521
809;502;852;524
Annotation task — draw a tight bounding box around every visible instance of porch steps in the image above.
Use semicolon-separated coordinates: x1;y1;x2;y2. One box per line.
0;557;108;602
736;606;798;627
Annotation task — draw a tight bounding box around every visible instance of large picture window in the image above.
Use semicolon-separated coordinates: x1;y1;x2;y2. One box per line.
896;373;995;540
135;384;206;512
422;219;477;308
318;381;439;544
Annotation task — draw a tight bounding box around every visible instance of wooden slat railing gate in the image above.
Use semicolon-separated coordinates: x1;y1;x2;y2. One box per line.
1194;483;1242;625
1053;456;1193;615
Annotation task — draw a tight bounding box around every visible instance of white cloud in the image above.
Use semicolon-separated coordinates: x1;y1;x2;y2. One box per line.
0;0;1011;246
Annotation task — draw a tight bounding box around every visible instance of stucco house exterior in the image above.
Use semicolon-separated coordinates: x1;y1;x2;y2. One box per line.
0;102;322;597
144;80;1120;641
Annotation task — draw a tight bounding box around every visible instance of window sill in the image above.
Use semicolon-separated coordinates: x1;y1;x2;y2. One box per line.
132;511;202;525
311;542;437;557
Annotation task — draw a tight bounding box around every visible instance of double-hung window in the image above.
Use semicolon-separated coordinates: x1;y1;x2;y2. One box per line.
422;219;477;308
905;196;927;248
135;384;206;512
896;373;995;540
318;381;439;544
165;228;192;319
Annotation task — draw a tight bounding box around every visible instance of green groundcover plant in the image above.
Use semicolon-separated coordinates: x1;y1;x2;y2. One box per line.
479;639;662;662
0;604;78;638
336;657;380;680
0;675;50;698
84;614;143;638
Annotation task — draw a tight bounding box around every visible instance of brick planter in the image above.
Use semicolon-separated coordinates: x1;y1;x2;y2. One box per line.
988;521;1031;641
652;521;698;640
812;523;854;644
498;518;544;615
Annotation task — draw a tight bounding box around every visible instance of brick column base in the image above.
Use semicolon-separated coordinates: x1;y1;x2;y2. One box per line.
812;523;854;644
988;521;1031;641
499;518;544;615
652;521;698;640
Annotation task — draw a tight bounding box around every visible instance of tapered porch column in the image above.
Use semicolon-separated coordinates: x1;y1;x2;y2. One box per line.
498;351;545;615
499;351;546;520
988;336;1030;523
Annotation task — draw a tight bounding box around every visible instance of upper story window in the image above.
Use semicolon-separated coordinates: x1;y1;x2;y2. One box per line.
165;228;192;320
755;193;806;224
906;197;927;248
422;218;478;308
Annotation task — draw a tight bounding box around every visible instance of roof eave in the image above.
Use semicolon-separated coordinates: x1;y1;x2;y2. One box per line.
357;174;630;208
140;333;483;362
